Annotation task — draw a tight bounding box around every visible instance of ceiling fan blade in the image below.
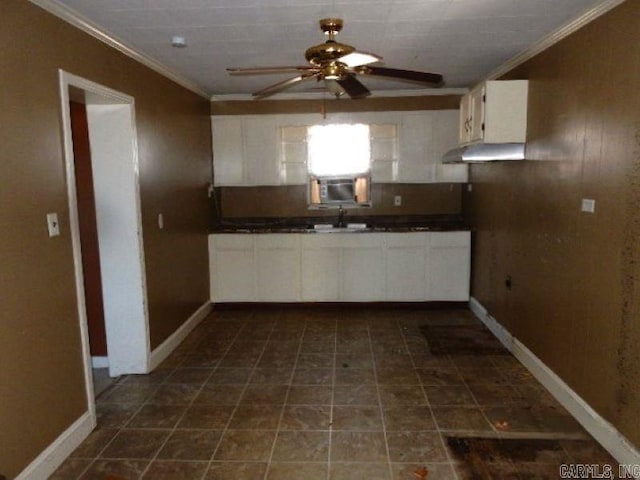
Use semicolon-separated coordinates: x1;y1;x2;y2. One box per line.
253;73;319;99
338;51;382;68
359;66;444;86
336;74;371;99
227;66;317;75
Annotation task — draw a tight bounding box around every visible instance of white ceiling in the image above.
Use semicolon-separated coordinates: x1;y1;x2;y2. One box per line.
53;0;607;97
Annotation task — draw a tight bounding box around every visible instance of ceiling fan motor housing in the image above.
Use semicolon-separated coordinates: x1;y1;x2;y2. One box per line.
305;18;355;66
305;41;355;65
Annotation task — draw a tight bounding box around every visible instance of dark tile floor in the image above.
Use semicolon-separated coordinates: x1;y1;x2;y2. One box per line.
53;307;617;479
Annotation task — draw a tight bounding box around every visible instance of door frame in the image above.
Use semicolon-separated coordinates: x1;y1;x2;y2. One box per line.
58;70;150;414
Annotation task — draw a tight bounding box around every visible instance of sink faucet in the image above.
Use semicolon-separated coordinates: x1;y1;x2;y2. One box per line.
337;205;346;228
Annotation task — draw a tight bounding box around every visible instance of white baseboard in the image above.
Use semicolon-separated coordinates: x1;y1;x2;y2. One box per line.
16;411;95;480
469;296;640;467
148;301;212;371
91;356;109;369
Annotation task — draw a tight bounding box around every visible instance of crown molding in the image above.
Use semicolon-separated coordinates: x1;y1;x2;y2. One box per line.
486;0;627;81
29;0;210;99
211;87;468;102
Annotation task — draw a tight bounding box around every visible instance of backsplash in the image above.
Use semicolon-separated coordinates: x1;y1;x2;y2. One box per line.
214;183;462;219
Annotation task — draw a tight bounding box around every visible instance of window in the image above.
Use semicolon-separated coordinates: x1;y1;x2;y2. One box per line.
279;122;398;182
308;124;370;176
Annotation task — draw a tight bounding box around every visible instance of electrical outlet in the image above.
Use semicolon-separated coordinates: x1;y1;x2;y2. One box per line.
394;195;402;206
581;198;595;213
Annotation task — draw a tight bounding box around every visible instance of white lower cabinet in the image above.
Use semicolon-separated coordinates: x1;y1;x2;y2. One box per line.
256;235;300;301
301;236;341;301
209;232;470;302
426;231;471;301
209;235;256;301
340;234;385;301
386;233;428;301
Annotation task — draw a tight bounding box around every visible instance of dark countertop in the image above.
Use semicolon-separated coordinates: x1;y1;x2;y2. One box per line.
211;215;471;234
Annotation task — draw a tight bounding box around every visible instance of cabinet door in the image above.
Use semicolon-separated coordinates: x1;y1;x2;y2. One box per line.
280;124;308;185
244;116;280;185
340;234;385;301
301;235;341;301
210;235;255;301
370;123;398;183
398;112;435;183
469;86;485;143
459;93;471;145
483;80;528;143
426;232;470;301
385;233;427;301
256;234;300;301
212;117;244;185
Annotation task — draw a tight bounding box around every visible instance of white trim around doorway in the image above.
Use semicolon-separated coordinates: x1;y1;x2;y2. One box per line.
53;70;151;478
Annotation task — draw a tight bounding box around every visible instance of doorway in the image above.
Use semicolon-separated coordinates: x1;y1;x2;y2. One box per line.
58;71;150;414
69;100;112;396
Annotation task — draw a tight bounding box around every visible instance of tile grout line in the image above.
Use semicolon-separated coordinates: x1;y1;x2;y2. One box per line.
136;316;245;480
400;316;460;480
327;317;338;480
368;318;394;480
448;352;502;440
74;364;175;479
262;313;308;479
201;312;277;480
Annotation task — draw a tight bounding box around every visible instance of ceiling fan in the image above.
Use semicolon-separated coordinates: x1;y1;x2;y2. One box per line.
227;18;444;100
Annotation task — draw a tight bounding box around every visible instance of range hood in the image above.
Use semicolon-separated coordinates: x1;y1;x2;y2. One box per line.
442;143;525;163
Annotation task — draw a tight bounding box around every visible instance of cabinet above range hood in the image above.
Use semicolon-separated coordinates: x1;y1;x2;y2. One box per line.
443;80;528;163
442;143;525;163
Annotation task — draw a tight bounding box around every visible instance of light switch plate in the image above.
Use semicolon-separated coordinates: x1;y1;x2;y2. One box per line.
158;213;164;229
46;213;60;237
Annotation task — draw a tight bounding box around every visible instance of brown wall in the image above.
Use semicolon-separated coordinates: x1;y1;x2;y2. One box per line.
219;184;462;218
464;0;640;447
0;1;211;476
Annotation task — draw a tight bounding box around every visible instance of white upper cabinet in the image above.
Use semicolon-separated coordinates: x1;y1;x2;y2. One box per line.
212;117;243;186
458;80;528;146
398;110;466;183
212;109;465;186
398;112;434;183
212;115;281;186
243;116;280;185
